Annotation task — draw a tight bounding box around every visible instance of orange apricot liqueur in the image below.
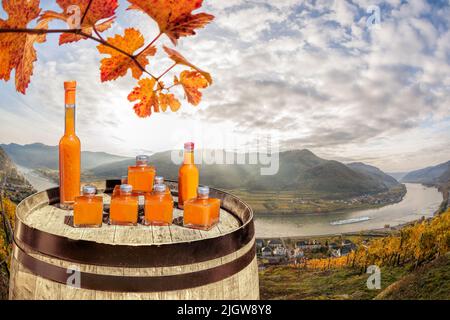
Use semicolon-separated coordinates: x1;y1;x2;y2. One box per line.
128;155;156;193
178;142;199;209
184;186;221;231
144;184;174;226
113;176;128;197
110;184;139;226
59;81;81;209
73;185;103;228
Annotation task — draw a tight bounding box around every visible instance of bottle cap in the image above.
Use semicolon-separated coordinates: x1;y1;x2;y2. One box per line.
64;81;77;90
120;184;133;193
184;142;195;151
136;155;150;165
198;186;210;195
82;185;97;195
155;176;164;184
154;184;167;193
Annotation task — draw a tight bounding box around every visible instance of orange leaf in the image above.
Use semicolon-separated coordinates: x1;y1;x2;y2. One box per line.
0;0;46;94
128;0;214;45
178;70;209;106
128;78;160;118
41;0;118;45
97;28;156;82
163;46;212;84
158;93;181;112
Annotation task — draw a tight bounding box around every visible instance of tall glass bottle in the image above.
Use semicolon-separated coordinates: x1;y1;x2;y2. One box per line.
59;81;81;209
178;142;199;209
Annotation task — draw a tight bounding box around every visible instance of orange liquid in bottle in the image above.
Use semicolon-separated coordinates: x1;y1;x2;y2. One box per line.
184;187;220;231
144;185;174;226
178;143;199;209
59;81;81;209
113;176;128;197
128;155;156;193
73;186;103;228
110;185;139;226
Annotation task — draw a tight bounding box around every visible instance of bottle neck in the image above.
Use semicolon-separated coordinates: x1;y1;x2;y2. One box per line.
65;89;76;135
183;150;195;165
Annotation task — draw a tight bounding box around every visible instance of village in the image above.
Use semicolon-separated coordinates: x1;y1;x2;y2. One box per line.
256;237;361;268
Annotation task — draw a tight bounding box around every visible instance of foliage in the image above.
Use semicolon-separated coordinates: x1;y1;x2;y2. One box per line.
297;209;450;271
0;0;214;118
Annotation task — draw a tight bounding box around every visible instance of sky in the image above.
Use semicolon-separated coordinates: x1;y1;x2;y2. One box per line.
1;0;450;172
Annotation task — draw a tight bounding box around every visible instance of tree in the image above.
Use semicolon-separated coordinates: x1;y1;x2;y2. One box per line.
0;0;214;118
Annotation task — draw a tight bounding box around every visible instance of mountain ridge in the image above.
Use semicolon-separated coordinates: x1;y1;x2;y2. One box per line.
0;143;131;170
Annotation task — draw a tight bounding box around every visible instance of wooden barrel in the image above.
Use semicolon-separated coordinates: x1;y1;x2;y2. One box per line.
9;180;259;300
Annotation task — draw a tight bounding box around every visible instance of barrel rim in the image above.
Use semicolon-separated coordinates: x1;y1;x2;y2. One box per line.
14;180;255;268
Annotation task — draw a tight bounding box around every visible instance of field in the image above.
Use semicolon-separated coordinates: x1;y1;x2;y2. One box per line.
230;185;407;214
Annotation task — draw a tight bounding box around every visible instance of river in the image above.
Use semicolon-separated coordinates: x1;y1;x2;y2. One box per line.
254;183;443;238
16;165;57;191
16;169;442;238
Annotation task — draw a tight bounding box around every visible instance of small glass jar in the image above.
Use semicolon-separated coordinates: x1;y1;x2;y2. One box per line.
128;155;156;193
144;184;174;226
73;185;103;228
154;176;171;195
184;186;221;231
110;184;139;226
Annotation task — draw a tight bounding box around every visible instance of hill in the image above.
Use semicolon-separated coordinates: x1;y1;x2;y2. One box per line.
0;147;35;203
89;149;397;196
347;162;400;189
375;252;450;300
0;143;130;170
402;160;450;184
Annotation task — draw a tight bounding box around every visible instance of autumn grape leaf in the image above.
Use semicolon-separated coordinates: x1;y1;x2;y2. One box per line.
0;0;47;94
128;0;214;45
128;78;160;117
163;46;212;84
176;70;209;106
97;28;156;82
158;93;181;112
40;0;118;45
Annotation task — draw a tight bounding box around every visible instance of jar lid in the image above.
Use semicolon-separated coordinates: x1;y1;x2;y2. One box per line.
154;184;167;193
136;155;150;162
64;81;76;90
120;184;133;193
83;185;97;195
198;186;210;195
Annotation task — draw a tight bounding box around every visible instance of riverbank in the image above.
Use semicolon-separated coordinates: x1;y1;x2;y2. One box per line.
254;184;442;238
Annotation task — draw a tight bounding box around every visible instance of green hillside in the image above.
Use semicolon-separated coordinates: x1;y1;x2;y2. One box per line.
89;149;399;196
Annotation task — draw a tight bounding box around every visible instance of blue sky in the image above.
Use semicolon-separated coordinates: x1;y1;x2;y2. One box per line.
1;0;450;172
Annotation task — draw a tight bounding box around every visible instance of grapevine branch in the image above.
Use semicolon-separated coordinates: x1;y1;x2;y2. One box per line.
0;27;182;93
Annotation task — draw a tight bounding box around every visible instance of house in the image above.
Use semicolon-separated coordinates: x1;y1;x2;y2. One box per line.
296;240;322;250
255;239;265;249
328;242;339;250
293;248;304;259
261;247;272;257
268;239;283;249
273;246;288;257
331;248;341;257
295;241;308;249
